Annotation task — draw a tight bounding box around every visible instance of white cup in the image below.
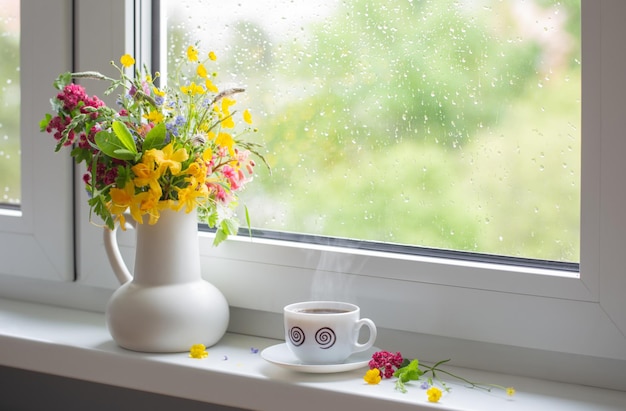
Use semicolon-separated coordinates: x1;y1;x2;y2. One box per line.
284;301;377;364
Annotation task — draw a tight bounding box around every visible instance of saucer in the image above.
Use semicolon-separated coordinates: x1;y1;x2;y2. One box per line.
261;343;378;373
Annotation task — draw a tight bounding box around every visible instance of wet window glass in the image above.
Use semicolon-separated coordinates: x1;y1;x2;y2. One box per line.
163;0;581;263
0;0;20;206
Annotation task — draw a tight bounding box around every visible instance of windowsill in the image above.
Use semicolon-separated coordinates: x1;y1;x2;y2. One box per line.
1;297;625;411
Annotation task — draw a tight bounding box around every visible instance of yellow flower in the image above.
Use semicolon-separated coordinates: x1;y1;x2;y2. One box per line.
208;51;217;61
108;181;136;228
187;45;199;62
132;191;162;225
221;116;235;129
243;109;253;124
176;183;208;213
153;87;165;97
363;369;382;385
426;386;442;403
506;387;516;397
202;147;213;163
120;54;135;68
151;143;189;175
182;159;208;183
181;81;205;96
143;109;164;124
215;132;235;156
109;181;135;211
205;78;218;93
132;156;163;198
221;97;236;113
189;343;208;359
197;63;208;79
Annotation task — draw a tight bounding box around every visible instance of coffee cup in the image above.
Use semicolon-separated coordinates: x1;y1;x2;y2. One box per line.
284;301;377;364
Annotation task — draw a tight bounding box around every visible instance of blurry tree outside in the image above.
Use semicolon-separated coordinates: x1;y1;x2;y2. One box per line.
177;0;581;262
0;0;20;205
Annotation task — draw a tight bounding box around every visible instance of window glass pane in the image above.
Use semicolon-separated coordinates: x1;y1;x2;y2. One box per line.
163;0;581;263
0;0;20;206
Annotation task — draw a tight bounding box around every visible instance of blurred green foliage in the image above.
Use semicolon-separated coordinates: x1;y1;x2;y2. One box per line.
208;0;580;262
5;0;579;262
0;15;20;204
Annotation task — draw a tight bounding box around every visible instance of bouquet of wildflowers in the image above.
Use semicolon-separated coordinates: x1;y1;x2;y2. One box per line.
40;45;266;245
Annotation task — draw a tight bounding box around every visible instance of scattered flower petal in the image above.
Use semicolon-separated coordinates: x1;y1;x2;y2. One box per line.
250;347;259;354
364;368;382;385
189;344;208;359
427;386;442;403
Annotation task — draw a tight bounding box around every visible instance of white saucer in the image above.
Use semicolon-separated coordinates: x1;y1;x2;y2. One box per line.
261;343;378;373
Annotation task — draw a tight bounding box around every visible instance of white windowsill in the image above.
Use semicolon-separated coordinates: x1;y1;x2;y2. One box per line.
1;297;625;411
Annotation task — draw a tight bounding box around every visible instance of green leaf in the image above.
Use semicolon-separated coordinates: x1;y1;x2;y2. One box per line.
212;219;240;247
221;218;239;236
244;205;252;238
39;113;52;132
95;130;137;160
115;165;132;187
70;146;93;165
206;211;218;228
111;120;138;153
88;192;114;230
393;359;424;394
53;72;72;90
213;227;228;247
142;122;167;151
113;148;140;161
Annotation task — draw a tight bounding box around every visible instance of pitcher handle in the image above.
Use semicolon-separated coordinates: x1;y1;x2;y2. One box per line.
103;213;137;285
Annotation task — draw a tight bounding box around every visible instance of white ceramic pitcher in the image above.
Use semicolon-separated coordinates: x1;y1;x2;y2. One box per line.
103;207;229;352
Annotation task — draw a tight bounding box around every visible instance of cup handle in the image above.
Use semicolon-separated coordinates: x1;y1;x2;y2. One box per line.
103;213;136;285
353;318;377;353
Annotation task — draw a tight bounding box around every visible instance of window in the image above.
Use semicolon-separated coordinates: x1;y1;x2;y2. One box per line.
0;0;20;206
162;0;581;265
1;0;625;386
0;0;73;281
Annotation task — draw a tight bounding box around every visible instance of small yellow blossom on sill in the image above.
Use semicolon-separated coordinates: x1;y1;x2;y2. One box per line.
189;344;208;359
506;387;516;397
120;54;135;68
363;368;382;385
426;386;442;403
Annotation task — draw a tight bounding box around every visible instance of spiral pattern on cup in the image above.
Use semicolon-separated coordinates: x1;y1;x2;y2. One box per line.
288;326;305;346
315;327;336;349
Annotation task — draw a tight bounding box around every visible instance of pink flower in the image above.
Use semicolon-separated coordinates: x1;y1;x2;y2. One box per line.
57;83;88;111
141;80;150;96
207;182;232;205
80;95;105;119
369;351;404;379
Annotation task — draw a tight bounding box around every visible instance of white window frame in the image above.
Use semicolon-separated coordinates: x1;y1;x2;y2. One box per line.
185;1;626;361
0;0;74;282
2;0;625;382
